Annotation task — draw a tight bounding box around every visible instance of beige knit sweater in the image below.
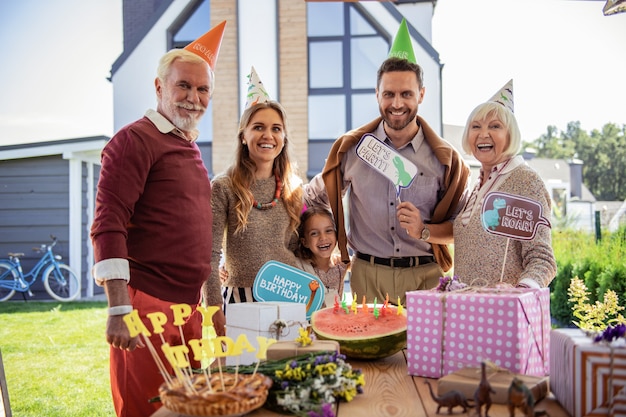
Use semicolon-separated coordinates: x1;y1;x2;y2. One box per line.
204;175;298;305
453;163;557;287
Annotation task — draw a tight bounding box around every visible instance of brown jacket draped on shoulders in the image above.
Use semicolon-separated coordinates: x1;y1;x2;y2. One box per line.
321;116;470;272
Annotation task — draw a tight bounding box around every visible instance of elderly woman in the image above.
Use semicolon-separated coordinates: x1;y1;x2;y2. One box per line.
453;86;556;288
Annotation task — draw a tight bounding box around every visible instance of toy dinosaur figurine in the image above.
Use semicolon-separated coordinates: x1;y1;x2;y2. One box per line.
474;361;496;417
507;377;549;417
424;379;471;414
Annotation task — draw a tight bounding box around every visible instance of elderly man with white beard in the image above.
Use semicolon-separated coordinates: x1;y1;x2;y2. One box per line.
90;22;227;417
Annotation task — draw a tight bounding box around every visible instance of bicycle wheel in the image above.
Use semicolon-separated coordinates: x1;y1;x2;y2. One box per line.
0;262;18;302
43;263;81;301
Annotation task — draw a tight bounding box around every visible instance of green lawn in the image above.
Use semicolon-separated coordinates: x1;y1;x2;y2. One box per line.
0;301;115;417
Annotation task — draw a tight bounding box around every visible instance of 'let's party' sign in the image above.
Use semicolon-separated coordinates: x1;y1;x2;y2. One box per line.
356;133;418;194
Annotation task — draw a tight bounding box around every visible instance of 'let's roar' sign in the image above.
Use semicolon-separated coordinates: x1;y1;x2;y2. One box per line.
481;191;551;240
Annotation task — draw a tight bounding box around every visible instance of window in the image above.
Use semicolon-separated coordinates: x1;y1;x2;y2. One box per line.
306;2;389;177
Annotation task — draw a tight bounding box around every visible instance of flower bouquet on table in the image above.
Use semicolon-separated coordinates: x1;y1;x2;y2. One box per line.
227;348;365;417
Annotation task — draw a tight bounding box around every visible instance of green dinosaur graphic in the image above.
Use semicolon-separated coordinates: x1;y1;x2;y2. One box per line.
393;156;412;187
482;198;507;230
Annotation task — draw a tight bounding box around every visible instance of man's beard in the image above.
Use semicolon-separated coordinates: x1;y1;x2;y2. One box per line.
171;107;202;132
162;94;206;132
381;107;417;131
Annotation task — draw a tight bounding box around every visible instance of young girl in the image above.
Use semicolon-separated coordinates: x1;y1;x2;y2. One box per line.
295;206;349;307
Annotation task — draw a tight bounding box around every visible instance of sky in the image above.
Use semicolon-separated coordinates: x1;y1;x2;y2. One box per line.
0;0;624;147
0;0;123;146
433;0;626;140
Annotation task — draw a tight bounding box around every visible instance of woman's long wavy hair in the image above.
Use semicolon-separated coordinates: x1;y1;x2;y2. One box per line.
226;100;303;234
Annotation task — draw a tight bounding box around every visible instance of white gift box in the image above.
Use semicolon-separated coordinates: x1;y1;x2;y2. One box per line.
225;302;307;365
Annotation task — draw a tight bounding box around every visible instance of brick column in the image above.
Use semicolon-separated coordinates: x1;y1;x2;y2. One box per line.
211;0;239;176
278;0;308;181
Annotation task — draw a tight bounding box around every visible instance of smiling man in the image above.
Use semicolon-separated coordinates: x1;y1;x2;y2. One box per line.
90;22;227;417
304;19;470;306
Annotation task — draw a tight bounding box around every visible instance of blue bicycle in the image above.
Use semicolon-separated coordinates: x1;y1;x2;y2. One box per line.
0;235;81;302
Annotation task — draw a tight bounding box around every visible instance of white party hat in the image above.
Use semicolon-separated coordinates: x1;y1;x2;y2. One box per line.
488;79;514;113
245;66;271;109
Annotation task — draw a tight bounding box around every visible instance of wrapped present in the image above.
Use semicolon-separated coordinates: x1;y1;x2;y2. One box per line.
405;288;550;378
266;340;340;361
225;302;307;365
614;386;626;417
437;365;549;404
550;328;626;417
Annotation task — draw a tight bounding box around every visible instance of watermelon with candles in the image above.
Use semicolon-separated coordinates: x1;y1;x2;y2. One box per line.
310;303;407;360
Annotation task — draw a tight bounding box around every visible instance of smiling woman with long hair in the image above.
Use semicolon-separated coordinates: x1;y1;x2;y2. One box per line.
202;98;304;311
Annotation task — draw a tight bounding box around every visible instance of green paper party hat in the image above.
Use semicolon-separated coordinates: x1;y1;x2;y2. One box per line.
387;18;416;64
489;79;514;113
245;66;271;109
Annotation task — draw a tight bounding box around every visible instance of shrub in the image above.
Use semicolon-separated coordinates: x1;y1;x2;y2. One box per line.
550;224;626;327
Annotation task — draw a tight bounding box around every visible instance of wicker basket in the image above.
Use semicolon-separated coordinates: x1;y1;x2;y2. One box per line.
159;372;272;416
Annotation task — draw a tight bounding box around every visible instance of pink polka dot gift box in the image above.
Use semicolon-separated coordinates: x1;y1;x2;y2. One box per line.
405;288;550;378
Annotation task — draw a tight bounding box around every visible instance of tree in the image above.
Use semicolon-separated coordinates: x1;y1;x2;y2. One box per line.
523;122;626;201
529;124;577;159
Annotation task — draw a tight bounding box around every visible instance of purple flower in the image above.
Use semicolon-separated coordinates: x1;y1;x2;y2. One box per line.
595;323;626;343
306;402;336;417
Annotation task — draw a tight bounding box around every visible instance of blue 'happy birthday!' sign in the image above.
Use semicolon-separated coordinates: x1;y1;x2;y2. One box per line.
253;261;325;320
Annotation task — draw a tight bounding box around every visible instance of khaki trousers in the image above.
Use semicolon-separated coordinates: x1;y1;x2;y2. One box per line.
349;256;443;305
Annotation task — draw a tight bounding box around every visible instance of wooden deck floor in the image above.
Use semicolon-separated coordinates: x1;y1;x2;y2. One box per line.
338;351;568;417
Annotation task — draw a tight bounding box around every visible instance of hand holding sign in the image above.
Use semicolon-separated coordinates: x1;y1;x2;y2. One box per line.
481;191;551;284
356;133;418;200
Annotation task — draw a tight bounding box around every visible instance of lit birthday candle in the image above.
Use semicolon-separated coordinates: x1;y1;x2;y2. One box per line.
382;293;389;316
341;292;349;314
373;297;379;319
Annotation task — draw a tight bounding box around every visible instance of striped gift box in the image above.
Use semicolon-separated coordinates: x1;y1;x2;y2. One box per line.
551;328;626;416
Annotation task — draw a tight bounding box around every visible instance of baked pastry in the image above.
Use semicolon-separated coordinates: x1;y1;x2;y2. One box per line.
159;372;273;416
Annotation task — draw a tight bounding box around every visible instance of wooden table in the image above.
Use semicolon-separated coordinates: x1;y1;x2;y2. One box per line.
152;350;570;417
